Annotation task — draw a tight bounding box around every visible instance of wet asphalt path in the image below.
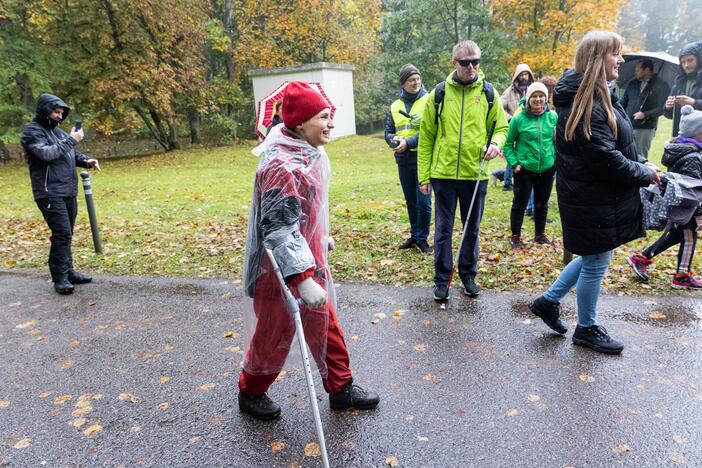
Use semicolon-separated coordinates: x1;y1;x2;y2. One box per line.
1;269;701;467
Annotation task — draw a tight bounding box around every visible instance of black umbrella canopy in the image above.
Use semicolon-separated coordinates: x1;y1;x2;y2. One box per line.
616;51;679;91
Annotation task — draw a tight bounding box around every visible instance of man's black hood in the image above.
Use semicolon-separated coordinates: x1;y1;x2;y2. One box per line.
34;93;71;129
678;41;702;80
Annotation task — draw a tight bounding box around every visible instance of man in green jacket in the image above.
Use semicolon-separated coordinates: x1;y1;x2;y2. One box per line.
418;40;508;302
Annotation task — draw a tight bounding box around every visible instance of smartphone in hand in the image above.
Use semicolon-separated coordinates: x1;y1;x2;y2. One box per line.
74;120;82;131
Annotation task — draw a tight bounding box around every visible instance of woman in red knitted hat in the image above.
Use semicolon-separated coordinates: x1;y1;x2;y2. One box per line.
238;81;380;420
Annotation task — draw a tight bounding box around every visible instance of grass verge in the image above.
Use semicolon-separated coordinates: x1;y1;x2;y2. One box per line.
1;118;694;295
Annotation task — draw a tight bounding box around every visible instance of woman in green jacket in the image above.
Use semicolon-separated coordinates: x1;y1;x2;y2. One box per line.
503;82;558;248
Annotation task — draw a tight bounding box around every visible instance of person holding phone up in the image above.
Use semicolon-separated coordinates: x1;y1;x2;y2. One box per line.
21;93;100;295
664;42;702;137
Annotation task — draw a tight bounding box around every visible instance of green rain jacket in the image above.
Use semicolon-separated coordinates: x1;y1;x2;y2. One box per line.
417;70;508;185
503;97;557;174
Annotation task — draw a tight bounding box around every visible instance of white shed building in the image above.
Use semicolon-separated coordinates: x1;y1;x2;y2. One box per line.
248;62;356;139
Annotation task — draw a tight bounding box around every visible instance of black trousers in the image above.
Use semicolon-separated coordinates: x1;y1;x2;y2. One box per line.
36;197;77;282
510;166;555;236
431;178;487;284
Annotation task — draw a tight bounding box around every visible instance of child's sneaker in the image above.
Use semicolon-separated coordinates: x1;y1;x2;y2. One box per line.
672;272;702;290
626;254;652;281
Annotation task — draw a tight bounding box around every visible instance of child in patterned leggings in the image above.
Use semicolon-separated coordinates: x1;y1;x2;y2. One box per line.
628;105;702;289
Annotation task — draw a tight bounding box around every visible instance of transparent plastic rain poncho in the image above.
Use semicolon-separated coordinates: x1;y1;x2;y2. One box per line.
241;124;334;377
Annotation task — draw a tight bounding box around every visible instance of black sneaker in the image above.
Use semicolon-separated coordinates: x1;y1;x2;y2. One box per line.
329;381;379;410
238;392;281;420
54;278;75;295
572;325;624;354
528;296;567;334
68;271;92;284
525;207;533;218
462;276;480;297
433;284;449;303
502;185;513;192
398;238;416;250
416;240;432;254
534;234;551;245
509;234;522;249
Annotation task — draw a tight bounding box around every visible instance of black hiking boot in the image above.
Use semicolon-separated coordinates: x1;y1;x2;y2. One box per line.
572;325;624;354
528;296;567;334
416;240;432;254
53;278;75;295
329;381;380;410
433;284;449;303
462;276;480;297
68;271;92;284
238;392;281;420
398;238;416;250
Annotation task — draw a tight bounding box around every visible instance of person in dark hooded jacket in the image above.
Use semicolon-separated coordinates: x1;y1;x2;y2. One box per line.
664;42;702;137
21;93;99;295
627;105;702;289
527;31;660;354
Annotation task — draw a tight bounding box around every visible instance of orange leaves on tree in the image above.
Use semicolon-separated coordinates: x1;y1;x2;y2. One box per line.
492;0;628;78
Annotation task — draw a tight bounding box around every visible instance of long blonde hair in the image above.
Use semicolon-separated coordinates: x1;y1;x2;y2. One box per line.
564;31;623;141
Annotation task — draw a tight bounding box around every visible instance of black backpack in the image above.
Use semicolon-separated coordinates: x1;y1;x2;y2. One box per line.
433;80;495;128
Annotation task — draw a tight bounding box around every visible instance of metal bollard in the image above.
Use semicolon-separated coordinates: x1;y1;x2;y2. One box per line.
80;171;103;254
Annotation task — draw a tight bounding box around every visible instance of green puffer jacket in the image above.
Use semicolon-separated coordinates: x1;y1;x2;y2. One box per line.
417;70;509;184
503;97;557;174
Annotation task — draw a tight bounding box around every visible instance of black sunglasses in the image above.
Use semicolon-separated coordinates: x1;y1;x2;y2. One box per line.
456;58;480;67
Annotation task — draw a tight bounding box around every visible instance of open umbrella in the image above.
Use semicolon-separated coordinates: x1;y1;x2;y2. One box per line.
616;50;679;92
255;81;336;140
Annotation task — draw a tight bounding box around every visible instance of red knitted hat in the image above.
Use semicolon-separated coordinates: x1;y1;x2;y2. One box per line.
282;81;331;129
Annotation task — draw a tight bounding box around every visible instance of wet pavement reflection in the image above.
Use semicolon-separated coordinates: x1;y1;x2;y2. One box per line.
0;271;700;467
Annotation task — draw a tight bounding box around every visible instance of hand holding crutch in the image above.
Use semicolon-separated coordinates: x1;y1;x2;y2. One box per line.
264;248;330;468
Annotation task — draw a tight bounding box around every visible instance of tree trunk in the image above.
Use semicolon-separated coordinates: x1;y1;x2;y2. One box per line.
222;0;237;117
0;140;9;163
187;108;202;144
15;73;34;109
167;120;180;150
133;104;172;151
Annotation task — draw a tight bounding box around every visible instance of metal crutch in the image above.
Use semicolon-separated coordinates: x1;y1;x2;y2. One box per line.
264;248;330;468
442;119;497;308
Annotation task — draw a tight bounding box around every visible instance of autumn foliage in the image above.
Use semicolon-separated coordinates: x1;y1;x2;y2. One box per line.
492;0;627;77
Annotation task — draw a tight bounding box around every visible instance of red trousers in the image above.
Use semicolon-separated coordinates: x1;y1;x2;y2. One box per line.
239;299;352;395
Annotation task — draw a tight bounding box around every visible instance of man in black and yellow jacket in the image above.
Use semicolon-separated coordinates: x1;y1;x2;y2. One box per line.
384;64;432;254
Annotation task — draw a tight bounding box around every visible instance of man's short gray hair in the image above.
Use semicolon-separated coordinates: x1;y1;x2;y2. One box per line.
452;40;481;58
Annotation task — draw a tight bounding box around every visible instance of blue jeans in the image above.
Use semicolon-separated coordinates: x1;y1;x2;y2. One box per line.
398;164;432;242
543;250;612;328
504;163;513;187
527;190;534;211
431;178;487;285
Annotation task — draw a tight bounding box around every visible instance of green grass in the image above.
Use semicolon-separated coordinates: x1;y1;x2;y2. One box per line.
0;118;694;295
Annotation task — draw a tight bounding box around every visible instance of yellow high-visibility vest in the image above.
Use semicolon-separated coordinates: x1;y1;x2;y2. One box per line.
390;94;429;151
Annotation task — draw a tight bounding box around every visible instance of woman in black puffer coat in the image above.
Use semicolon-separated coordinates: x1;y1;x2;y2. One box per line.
528;31;659;355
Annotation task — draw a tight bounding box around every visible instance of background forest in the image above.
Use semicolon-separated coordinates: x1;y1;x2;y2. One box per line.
0;0;699;156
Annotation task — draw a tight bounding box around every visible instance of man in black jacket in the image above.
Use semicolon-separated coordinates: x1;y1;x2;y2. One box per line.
664;42;702;137
620;59;670;158
21;93;100;295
